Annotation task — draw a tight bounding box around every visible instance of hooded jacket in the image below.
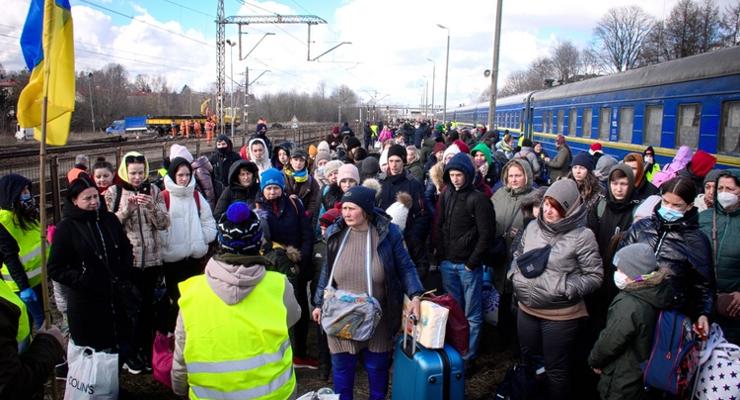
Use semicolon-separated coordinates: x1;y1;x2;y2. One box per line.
472;142;499;188
588;270;674;400
437;153;496;269
491;159;534;240
209;135;242;187
509;200;603;311
160;175;217;263
47;200;134;350
171;254;300;395
247;138;272;175
619;205;714;319
589;164;641;261
547;142;572;181
191;155;218;211
313;210;424;342
255;194;313;268
0;174;37;291
104;152;170;269
213;160;260;220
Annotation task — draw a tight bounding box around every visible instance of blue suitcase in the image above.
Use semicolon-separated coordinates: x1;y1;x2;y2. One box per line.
391;319;465;400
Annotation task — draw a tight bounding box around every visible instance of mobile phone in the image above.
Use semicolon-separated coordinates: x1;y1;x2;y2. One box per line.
139;182;151;195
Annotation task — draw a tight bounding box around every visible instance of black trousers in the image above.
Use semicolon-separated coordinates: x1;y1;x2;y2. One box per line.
130;266;162;360
517;310;584;400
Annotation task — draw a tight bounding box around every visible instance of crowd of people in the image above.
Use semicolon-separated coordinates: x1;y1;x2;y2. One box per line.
0;118;738;400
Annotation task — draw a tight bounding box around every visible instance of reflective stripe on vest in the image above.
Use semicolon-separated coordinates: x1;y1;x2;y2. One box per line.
0;210;44;292
179;271;295;400
0;280;30;353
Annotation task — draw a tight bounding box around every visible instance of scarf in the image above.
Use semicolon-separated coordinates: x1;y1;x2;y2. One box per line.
293;168;308;183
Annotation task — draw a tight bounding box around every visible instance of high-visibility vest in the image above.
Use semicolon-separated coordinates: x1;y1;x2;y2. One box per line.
0;279;30;353
0;210;44;292
178;271;295;400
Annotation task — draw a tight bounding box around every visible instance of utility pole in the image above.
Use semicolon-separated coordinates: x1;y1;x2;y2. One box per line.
217;0;225;134
437;24;450;125
244;66;249;134
87;72;96;132
426;58;435;121
488;0;503;131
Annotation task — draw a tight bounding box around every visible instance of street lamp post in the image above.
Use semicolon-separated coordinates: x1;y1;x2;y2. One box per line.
226;39;236;137
437;24;450;125
426;58;435;122
87;72;96;132
488;0;503;131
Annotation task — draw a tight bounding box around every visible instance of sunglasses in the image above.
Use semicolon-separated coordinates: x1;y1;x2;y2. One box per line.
125;155;146;164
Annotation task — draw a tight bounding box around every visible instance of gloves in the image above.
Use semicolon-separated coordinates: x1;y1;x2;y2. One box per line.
19;287;38;302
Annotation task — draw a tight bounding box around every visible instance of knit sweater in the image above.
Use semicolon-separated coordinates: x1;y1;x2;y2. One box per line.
326;226;391;354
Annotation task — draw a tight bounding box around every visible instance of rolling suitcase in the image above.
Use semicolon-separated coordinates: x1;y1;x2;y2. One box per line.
391;316;465;400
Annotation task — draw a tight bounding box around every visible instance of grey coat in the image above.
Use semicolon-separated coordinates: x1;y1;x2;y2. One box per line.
508;201;603;310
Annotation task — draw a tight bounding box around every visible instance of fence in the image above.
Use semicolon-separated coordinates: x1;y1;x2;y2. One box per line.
0;124;332;224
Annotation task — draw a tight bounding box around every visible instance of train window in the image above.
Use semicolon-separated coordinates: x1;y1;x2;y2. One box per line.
677;104;701;149
548;111;554;133
619;107;634;143
583;109;592;137
557;110;564;134
568;109;577;136
720;101;740;154
599;108;611;140
644;105;663;146
542;112;549;133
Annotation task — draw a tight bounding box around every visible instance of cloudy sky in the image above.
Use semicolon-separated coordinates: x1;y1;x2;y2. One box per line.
0;0;734;108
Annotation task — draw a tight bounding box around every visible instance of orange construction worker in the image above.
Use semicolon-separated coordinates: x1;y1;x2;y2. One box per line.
171;122;177;138
181;121;188;138
194;121;202;138
205;119;214;145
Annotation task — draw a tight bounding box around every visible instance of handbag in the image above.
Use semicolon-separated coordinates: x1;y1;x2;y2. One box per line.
515;233;560;279
692;323;740;400
64;341;119;400
320;229;382;341
152;332;175;388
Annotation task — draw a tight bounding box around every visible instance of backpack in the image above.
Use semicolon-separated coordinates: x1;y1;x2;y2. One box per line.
643;310;701;397
161;190;201;216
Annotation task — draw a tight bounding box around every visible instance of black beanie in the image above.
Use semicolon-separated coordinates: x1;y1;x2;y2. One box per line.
342;186;376;216
571;152;595;172
67;173;98;201
387;144;407;164
168;157;193;183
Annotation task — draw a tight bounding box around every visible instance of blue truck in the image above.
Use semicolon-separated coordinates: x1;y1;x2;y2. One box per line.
105;115;148;135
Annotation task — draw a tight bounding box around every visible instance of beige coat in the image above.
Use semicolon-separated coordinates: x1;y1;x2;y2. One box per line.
104;185;170;269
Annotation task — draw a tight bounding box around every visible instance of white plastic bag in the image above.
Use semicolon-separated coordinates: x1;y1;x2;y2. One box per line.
403;296;449;349
64;341;119;400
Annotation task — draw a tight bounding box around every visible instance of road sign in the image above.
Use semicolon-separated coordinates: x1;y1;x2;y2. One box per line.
291;115;299;129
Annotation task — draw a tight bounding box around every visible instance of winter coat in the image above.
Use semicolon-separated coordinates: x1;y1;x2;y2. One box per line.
0;293;64;399
213;159;260;220
321;184;344;212
509;201;603;310
491;159;534;240
313;210;424;342
191;156;218;211
247;138;273;175
104;184;170;269
632;177;660;201
515;146;541;176
255;194;313;271
420;136;437;165
588;271;674;400
699;169;740;343
48;201;134;350
472;142;499;188
678;166;706;196
378;172;430;245
209;135;242;187
171;254;301;396
160;176;217;263
284;171;321;229
619;206;714;319
406;159;424;183
437;153;496;269
547;143;572;181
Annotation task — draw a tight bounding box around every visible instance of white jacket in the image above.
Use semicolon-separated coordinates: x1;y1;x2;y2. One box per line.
160;175;217;262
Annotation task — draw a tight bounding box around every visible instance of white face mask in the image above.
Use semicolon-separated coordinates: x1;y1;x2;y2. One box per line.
717;192;739;209
613;270;629;290
644;155;654;164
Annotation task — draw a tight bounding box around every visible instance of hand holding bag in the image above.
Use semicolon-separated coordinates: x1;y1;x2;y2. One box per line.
320;229;382;341
64;341;119;400
691;323;740;400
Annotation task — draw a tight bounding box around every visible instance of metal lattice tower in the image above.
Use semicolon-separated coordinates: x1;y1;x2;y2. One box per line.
216;0;226;133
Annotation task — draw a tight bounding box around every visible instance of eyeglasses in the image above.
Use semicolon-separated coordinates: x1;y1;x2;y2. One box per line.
125;155;146;164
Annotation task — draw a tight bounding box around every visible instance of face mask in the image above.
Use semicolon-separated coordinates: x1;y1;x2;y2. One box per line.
217;147;228;155
658;206;684;222
19;193;34;209
644;156;654;164
717;192;739;209
613;270;629;290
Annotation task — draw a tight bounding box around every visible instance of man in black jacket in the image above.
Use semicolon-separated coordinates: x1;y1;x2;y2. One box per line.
209;135;241;187
377;145;430;279
437;152;495;364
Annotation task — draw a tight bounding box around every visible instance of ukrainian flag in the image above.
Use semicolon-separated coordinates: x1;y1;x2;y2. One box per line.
17;0;75;146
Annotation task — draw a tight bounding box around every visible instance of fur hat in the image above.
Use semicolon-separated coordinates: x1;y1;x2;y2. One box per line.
361;178;382;199
385;192;412;231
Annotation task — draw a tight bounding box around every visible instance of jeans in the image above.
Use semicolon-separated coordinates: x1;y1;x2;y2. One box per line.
517;310;583;400
440;261;483;360
332;350;391;400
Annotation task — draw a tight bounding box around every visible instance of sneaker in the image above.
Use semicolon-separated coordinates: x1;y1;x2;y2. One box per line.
123;356;144;375
293;356;319;369
55;361;68;381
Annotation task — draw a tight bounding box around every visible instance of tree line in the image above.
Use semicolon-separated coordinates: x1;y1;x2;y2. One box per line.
495;0;740;98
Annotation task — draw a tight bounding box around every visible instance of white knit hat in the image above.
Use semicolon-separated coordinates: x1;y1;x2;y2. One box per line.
169;144;193;163
385;192;412;231
443;143;461;163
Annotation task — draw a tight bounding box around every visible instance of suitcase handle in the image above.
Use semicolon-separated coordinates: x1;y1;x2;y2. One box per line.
402;314;418;356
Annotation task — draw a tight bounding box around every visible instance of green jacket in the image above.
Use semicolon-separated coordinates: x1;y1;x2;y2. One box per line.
588;272;674;400
699;169;740;343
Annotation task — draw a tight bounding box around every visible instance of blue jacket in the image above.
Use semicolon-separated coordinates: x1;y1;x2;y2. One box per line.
313;210;424;340
256;194;313;266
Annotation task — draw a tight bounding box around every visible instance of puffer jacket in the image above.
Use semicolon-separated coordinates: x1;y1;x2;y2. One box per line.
509;201;603;310
588;270;674;400
619;205;714;319
491;158;534;239
191;156;217;211
104;184;169;269
160;176;217;263
313;210;424;341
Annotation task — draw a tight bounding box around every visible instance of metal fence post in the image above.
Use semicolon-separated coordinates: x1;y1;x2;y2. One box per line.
195;138;201;157
49;156;61;224
116;147;122;169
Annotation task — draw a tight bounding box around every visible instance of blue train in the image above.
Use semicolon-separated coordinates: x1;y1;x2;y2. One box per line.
444;46;740;169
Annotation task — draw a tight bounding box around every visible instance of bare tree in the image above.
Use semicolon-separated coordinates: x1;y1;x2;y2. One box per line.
593;6;655;72
665;0;702;58
721;0;740;46
697;0;722;52
551;41;580;83
639;21;671;65
498;57;556;96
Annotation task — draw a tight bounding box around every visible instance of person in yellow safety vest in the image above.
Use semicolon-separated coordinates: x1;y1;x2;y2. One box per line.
0;279;65;399
171;201;301;399
0;174;47;329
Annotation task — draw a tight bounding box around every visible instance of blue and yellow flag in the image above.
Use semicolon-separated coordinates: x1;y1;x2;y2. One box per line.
17;0;75;146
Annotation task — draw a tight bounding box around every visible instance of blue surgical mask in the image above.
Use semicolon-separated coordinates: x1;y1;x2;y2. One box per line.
20;193;32;202
658;206;684;222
